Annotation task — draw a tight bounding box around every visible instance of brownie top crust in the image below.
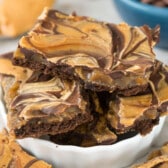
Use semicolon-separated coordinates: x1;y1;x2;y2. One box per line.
13;9;160;92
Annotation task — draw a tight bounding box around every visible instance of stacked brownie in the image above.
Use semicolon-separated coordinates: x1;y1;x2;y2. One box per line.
0;9;168;147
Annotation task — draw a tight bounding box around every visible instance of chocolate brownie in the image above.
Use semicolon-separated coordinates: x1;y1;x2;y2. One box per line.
0;53;92;138
0;130;52;168
13;9;160;93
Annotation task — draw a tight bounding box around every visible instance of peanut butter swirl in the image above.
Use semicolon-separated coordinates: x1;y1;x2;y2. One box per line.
0;130;52;168
13;9;160;92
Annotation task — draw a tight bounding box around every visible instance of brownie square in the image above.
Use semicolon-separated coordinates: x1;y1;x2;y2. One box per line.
13;9;159;93
0;53;92;138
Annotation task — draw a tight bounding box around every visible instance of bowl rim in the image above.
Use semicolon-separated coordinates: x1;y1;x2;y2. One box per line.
116;0;168;16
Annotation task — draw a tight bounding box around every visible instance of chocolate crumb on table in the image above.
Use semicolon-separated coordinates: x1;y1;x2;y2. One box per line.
0;129;52;168
0;53;92;138
13;9;160;93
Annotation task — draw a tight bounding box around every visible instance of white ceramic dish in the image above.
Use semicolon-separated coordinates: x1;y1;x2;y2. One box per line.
0;87;167;168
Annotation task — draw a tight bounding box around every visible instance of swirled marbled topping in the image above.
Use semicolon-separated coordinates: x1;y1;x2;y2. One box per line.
13;9;159;92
